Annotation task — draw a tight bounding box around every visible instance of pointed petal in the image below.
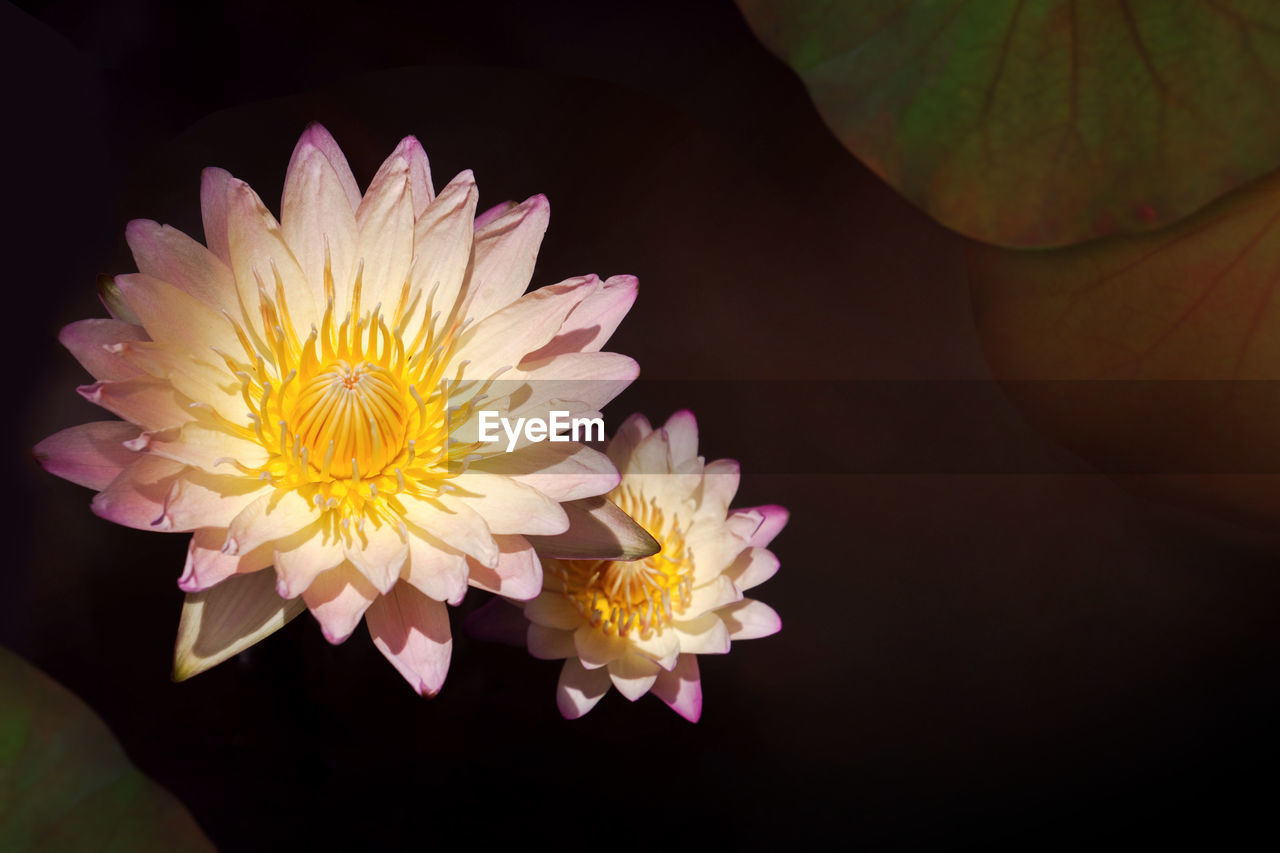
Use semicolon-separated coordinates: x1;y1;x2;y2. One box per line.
466;534;542;600
700;458;741;516
178;527;274;592
146;421;269;473
302;562;379;644
629;627;680;671
723;546;780;592
462;596;528;647
200;168;234;265
291;124;362;211
662;410;699;469
77;377;193;432
152;469;271;531
34;421;141;490
686;574;743;618
509;351;639;412
556;657;612;719
281;141;357;307
730;505;789;549
524;495;660;560
225;178;319;332
474;200;515;230
719;599;782;640
607;652;661;701
355;154;414;310
463;194;549;323
397;491;499;568
125;218;236;308
173;568;305;680
651;653;702;722
394;135;434;215
59;318;146;382
406;171;477;333
366;581;452;696
452;276;594;379
521;274;637;361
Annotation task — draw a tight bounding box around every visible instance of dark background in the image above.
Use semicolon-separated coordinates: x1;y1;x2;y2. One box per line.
4;0;1280;848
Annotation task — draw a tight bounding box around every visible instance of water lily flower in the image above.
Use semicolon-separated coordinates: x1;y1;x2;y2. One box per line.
35;123;655;695
467;411;785;721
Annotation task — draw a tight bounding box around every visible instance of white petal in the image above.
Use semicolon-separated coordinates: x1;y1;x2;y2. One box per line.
396;491;499;568
225;490;318;556
445;471;568;536
724;546;780;592
462;194;549;323
173;568;305;680
344;518;410;594
573;623;627;669
468;441;619;502
466;534;543;600
672;611;731;655
607;652;660;701
556;657;612;719
355;154;415;311
404;528;469;604
651;653;702;722
719;599;782;640
302;562;378;643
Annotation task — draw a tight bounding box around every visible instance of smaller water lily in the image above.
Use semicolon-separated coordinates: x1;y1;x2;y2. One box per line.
468;410;785;721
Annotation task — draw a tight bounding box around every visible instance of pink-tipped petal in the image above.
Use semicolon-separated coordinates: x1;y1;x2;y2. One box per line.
466;534;543;600
469;442;619;503
59;319;146;382
281;143;358;306
34;421;141;490
366;581;452;696
524;495;660;561
272;521;346;599
556;657;612;719
607;652;661;701
527;624;577;660
452;276;594;379
521;274;638;362
124;218;236;309
651;654;703;722
302;562;379;644
510;351;640;412
224;178;319;332
404;529;469;605
179;528;274;592
719;599;782;640
355;154;415;310
463;194;550;323
724;546;781;592
463;596;528;647
173;568;305;680
474;200;516;230
152;469;271;532
388;135;434;216
91;455;186;530
407;171;477;333
292;123;362;211
733;505;789;548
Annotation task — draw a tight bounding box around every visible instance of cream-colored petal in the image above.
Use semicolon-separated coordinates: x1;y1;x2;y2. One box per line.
302;562;379;644
405;170;477;336
452;276;594;380
607;652;660;701
556;657;612;719
685;574;743;619
723;546;780;592
153;468;272;532
466;534;542;600
388;135;434;216
629;627;680;671
661;410;700;470
281;143;357;307
343;517;409;594
355;154;414;311
396;491;499;568
125;218;236;309
146;421;269;473
699;458;741;518
719;599;782;640
672;611;731;655
607;413;652;471
225;178;319;333
524;592;584;630
469;441;619;502
200;167;234;264
288;124;362;211
173;568;305;680
445;471;568;536
521;273;637;362
77;377;193;432
404;528;469;605
462;194;549;324
272;520;346;599
224;490;318;556
651;653;702;722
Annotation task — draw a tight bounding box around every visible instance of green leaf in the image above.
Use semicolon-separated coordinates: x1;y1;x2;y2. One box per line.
968;165;1280;526
0;646;215;852
737;0;1280;247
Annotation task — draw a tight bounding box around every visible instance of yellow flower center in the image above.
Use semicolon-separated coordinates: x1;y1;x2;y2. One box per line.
551;486;694;639
213;259;494;522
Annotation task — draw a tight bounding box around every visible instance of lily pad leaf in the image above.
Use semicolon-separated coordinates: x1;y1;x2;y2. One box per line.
0;645;215;851
737;0;1280;247
968;165;1280;526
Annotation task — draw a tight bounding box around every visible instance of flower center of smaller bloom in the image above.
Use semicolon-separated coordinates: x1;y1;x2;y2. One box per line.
552;488;694;639
288;360;410;479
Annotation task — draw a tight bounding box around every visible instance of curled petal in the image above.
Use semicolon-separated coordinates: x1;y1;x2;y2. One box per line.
59;319;146;382
522;273;637;362
344;518;409;594
91;455;186;530
404;529;469;605
272;520;346;599
179;527;274;593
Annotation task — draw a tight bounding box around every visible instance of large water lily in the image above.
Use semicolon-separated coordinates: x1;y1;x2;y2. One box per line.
36;124;655;695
